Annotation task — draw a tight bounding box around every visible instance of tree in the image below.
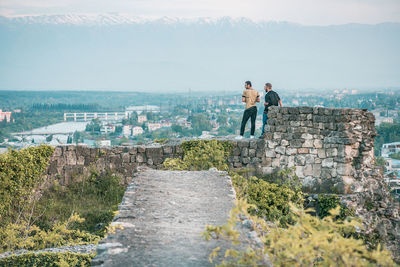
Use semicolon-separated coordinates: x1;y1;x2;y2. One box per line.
46;135;53;142
85;119;101;133
191;114;212;136
73;131;81;144
171;124;183;134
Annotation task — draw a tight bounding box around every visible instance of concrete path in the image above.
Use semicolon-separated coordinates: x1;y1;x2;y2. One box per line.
92;168;238;267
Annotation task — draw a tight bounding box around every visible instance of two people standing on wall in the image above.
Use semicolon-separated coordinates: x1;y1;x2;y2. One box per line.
236;81;282;140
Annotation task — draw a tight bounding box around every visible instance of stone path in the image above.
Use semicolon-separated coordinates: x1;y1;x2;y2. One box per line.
92;168;239;267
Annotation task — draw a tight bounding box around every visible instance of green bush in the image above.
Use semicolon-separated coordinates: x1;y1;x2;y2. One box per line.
0;252;94;267
35;169;126;237
203;200;396;267
231;172;303;226
317;194;355;220
164;140;233;171
0;213;99;253
0;145;54;226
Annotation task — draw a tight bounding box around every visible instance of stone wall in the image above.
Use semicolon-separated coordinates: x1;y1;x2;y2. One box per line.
262;106;377;194
46;106;379;194
45;140;265;185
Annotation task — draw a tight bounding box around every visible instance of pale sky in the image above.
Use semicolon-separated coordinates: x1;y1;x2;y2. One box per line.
1;0;400;25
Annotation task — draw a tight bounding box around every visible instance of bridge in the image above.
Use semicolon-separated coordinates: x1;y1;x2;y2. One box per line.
63;112;128;122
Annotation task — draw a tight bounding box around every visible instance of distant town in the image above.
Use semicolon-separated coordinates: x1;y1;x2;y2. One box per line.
1;89;399;181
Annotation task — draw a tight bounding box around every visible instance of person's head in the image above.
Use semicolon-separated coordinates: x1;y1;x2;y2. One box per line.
244;81;252;89
264;83;272;91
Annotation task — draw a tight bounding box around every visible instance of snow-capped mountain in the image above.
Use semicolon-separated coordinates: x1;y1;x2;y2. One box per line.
0;14;267;26
0;14;399;91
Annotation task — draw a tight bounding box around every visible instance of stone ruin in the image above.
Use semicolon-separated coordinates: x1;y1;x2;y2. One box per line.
44;106;399;260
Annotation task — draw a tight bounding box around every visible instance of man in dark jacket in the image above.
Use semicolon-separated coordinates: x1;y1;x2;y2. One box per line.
260;83;282;137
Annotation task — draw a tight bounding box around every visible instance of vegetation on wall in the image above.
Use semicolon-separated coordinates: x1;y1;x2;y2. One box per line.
0;146;127;266
163;140;233;171
0;252;95;267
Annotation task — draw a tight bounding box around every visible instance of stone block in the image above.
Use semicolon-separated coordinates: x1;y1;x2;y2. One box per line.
242;157;250;164
275;146;286;155
337;163;353;176
322;158;334;168
280;139;289;147
280;155;288;165
286;147;298;155
317;149;326;159
304;164;313;176
312;164;322;177
289;139;303;148
265;149;276;158
313;139;323;149
249;149;256;157
294;155;306;165
272;158;281;168
305;154;314;164
232;147;241;156
137;146;146;153
298;148;309;154
301;133;313;140
241;147;249;157
249;140;257;149
295;166;304;178
238;140;250;148
302;139;314;148
122;153;130;163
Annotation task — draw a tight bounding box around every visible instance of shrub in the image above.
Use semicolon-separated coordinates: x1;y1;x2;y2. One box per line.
35;169;126;237
0;213;99;253
317;194;355;220
0;145;54;226
163;140;233;171
0;252;94;267
203;200;396;267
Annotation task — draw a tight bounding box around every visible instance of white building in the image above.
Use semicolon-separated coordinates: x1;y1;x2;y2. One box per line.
122;125;132;137
381;142;400;158
138;115;147;123
100;124;115;134
132;126;144;136
147;123;162;132
97;140;111;147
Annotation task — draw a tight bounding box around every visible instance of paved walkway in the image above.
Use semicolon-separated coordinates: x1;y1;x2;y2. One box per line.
92;168;238;267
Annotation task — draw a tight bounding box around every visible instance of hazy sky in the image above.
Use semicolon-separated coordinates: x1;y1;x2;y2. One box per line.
1;0;400;25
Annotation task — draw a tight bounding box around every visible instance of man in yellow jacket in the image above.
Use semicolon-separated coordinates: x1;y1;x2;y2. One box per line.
236;81;260;139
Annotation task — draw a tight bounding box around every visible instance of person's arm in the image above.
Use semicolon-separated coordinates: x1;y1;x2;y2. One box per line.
279;99;283;107
242;91;246;103
256;94;260;103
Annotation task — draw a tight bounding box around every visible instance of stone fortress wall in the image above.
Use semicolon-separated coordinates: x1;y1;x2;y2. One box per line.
46;106;378;196
262;106;377;194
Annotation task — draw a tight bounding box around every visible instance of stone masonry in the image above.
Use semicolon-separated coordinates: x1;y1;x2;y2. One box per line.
262;106;377;194
46;106;381;195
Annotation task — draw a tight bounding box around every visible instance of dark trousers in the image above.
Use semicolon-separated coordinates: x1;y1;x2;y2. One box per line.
240;106;257;136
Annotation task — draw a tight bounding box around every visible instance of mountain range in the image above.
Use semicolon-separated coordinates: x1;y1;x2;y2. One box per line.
1;14;399;92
